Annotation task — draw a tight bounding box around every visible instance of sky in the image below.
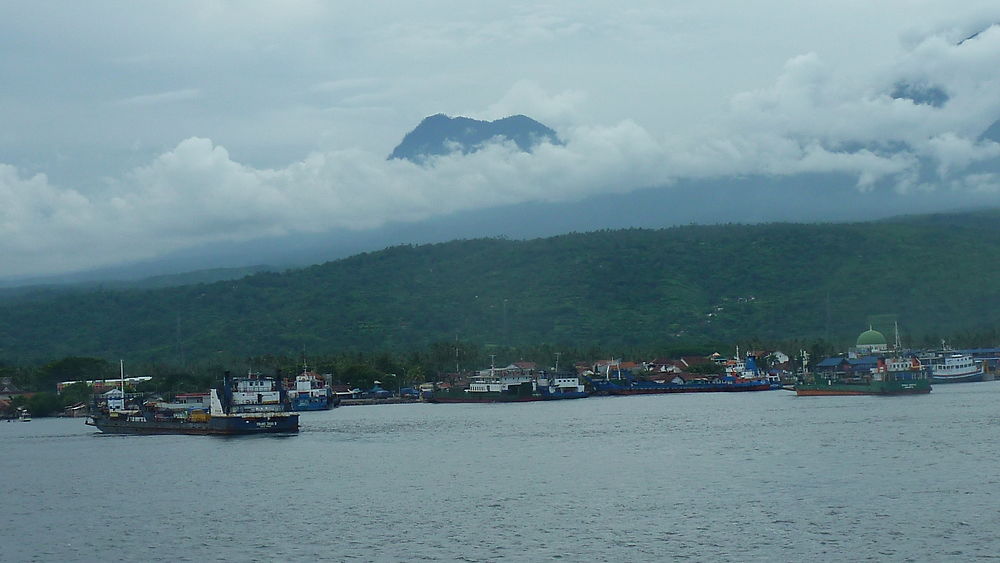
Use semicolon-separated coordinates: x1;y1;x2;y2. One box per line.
2;1;1000;279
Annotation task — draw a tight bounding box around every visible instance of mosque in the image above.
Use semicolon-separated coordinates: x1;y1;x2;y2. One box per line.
854;327;888;355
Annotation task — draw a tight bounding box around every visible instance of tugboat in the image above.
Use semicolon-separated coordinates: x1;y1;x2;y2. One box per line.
87;368;299;435
17;408;31;422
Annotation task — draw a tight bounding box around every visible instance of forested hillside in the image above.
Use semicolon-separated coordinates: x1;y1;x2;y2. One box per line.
2;211;999;364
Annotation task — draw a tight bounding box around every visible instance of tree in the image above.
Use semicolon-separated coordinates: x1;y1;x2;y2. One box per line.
39;357;111;391
59;381;92;406
687;362;724;375
23;392;63;417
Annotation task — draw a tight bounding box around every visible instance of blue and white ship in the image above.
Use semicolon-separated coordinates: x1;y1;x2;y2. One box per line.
928;352;984;383
536;371;590;400
287;364;339;411
726;355;782;390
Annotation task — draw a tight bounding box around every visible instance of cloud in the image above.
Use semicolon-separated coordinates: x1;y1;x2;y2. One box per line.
4;9;1000;278
926;133;1000;177
309;78;379;94
713;23;1000;191
0;126;664;277
115;89;202;106
2;82;996;280
376;6;588;55
478;81;587;126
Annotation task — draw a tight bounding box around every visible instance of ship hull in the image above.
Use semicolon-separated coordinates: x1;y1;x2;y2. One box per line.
931;369;984;384
593;381;771;394
428;395;545;403
427;391;544;403
539;391;590;400
290;397;337;411
87;413;299;435
795;380;931;396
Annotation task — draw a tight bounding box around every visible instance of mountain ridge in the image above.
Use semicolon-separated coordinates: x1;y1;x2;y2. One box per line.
388;113;562;162
1;209;998;363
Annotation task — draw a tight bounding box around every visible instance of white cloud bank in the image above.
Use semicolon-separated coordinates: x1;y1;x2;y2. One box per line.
3;21;1000;278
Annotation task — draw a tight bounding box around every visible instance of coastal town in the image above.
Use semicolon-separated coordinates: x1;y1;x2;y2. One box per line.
4;326;999;430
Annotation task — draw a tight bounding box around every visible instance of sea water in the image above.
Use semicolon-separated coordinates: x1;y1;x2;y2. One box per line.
3;382;1000;562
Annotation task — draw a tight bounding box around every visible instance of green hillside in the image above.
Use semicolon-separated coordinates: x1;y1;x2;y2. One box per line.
2;211;999;364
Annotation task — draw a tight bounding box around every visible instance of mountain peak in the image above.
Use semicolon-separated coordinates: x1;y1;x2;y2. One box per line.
388;114;562;163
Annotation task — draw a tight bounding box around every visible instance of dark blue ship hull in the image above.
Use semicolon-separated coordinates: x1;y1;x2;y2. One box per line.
208;413;299;434
87;412;299;435
591;379;770;394
290;396;338;411
538;389;590;400
931;372;984;384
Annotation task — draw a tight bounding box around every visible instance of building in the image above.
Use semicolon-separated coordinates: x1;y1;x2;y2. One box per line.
853;327;889;356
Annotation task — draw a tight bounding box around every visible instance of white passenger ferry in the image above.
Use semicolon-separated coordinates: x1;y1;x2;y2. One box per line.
929;353;984;383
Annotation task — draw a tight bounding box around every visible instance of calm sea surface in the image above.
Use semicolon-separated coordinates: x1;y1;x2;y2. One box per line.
4;383;1000;562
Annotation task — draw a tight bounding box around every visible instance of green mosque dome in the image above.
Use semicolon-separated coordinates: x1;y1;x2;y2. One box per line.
856;328;887;347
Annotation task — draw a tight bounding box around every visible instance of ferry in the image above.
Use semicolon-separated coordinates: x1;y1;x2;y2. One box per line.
536;371;590;400
428;371;545;403
429;357;591;403
928;353;984;384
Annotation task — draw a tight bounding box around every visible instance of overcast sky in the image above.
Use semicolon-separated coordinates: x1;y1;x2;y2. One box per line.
2;1;1000;278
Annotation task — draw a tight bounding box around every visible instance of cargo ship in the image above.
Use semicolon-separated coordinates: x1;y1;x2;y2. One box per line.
87;370;299;435
587;358;771;395
590;374;771;395
724;354;783;390
794;355;931;396
795;324;932;396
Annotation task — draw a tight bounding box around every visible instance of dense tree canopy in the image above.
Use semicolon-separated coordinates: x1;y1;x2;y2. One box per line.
1;211;998;366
